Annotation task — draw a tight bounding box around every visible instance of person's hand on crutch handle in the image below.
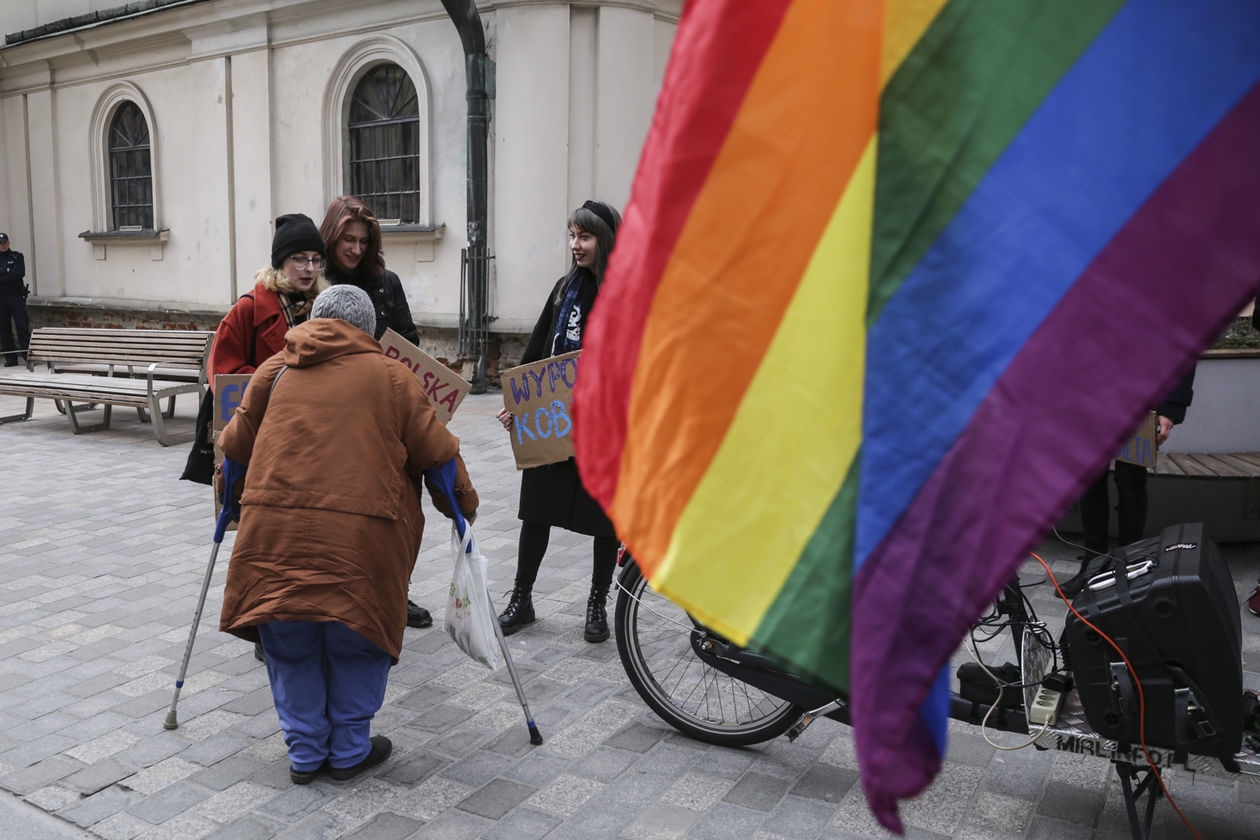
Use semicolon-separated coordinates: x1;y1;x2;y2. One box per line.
213;457;247;541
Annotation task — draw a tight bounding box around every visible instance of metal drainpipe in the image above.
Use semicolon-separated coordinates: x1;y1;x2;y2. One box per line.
442;0;490;393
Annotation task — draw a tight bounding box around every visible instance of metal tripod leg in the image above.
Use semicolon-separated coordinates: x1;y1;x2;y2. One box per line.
1115;761;1161;840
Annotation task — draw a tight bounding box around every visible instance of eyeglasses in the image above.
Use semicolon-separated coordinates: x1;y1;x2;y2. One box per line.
288;255;326;270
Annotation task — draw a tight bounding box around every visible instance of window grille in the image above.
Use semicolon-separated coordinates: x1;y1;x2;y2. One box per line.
108;101;153;229
348;64;420;223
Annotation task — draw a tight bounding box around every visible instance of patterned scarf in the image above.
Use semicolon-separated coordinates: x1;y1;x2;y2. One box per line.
550;271;586;356
279;291;314;328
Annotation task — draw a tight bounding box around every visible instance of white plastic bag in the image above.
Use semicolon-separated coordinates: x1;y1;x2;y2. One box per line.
444;523;503;670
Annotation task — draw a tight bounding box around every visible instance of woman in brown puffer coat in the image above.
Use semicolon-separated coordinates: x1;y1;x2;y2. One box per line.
218;284;477;785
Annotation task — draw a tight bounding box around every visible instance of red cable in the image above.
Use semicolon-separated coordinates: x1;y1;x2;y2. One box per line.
1032;552;1203;840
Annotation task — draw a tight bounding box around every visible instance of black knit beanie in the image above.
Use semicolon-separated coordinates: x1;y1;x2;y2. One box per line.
271;213;325;268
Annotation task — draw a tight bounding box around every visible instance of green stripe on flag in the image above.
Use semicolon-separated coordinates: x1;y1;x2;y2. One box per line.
751;464;858;694
868;0;1126;324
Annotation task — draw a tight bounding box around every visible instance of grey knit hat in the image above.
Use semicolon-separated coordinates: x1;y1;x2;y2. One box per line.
311;285;376;337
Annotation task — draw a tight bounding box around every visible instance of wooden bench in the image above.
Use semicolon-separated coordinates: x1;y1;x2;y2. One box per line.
1147;451;1260;541
1155;451;1260;481
0;327;213;445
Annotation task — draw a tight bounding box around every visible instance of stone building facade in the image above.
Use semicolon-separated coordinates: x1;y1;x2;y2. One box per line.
0;0;679;375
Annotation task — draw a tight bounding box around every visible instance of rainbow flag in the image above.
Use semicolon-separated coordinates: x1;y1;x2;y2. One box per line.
572;0;1260;831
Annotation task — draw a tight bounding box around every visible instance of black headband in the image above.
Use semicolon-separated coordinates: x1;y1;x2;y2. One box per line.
581;200;616;233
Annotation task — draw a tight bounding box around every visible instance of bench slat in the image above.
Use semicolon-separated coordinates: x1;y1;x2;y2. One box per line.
1156;452;1260;479
1194;453;1257;478
1154;455;1189;477
1230;452;1260;473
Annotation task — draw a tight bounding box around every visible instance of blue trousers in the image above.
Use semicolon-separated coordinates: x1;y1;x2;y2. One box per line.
257;620;390;772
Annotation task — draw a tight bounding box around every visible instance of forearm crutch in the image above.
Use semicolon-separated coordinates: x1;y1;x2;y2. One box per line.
164;457;245;730
426;458;542;745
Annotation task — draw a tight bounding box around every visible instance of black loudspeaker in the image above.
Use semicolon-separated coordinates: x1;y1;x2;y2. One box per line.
1062;522;1242;765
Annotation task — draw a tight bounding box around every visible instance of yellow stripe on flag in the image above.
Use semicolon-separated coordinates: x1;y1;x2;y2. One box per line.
611;0;882;574
651;138;877;644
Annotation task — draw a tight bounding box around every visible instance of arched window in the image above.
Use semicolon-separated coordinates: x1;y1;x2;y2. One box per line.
348;64;420;223
107;101;154;229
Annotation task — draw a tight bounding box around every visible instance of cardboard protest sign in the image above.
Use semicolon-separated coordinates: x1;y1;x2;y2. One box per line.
379;328;471;424
211;374;252;526
1115;410;1158;470
501;350;581;469
213;374;252;434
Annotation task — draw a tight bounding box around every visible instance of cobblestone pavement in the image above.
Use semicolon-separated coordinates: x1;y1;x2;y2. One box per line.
0;390;1257;839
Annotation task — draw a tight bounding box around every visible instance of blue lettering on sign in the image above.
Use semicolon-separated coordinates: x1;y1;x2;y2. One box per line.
527;367;546;396
551;400;571;438
514;411;537;445
220;382;246;422
560;357;578;388
508;355;580;406
1116;434;1153;467
536;405;552;438
508;375;532;406
511;400;574;446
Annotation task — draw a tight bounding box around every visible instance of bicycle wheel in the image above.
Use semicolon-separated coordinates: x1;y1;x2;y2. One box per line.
614;562;804;746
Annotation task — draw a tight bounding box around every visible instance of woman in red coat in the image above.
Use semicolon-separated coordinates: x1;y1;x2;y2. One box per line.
206;213;329;661
208;213;329;382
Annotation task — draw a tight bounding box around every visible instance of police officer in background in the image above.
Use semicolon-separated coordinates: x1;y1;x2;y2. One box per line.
0;233;30;367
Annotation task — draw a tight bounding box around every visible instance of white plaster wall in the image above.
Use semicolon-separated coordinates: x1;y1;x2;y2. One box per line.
594;4;655;210
566;7;597;211
228;48;274;303
26;88;61;297
51;59;234;305
0;93;36;289
492;3;573;333
1161;356;1260;454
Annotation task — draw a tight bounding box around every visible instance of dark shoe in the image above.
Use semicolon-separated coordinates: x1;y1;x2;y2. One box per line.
254;641;265;663
2;360;15;367
406;600;433;628
329;735;392;781
498;586;535;636
1059;553;1107;599
290;762;325;785
584;586;609;643
1248;585;1260;617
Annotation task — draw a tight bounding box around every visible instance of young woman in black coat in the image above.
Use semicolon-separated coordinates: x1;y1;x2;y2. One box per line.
496;200;621;642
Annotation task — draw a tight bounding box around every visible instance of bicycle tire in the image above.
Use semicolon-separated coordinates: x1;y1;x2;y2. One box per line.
614;562;804;746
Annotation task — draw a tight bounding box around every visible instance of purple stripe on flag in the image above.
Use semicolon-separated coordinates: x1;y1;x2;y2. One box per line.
852;81;1260;823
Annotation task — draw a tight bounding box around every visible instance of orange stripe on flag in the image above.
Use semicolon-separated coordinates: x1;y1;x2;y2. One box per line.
612;0;883;572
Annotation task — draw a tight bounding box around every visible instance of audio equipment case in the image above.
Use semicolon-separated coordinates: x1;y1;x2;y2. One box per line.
1062;522;1242;767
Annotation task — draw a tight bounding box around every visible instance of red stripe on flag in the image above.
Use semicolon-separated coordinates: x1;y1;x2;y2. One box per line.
573;0;793;510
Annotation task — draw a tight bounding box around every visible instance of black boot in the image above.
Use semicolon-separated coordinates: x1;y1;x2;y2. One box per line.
499;586;535;636
584;586;609;643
